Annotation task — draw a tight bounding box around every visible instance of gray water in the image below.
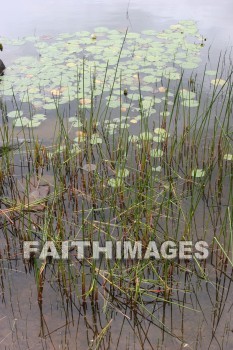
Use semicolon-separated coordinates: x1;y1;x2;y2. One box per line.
1;0;233;56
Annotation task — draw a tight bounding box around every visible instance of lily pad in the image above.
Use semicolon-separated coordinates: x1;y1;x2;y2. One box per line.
7;110;23;118
211;79;226;87
139;132;153;141
32;114;47;121
191;169;205;178
129;135;139;143
154;128;168;137
79;98;92;105
90;134;103;145
150;149;164;157
205;70;217;76
116;168;129;178
223;154;233;161
14;117;30;127
28;120;42;128
107;178;123;188
179;89;196;100
181;99;199;107
155;166;162;172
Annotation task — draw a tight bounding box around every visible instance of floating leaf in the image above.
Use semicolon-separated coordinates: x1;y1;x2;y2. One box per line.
191;169;205;178
43;103;56;110
223;154;233;161
14;117;30;127
181;99;199;107
155;166;162;172
108;100;120;108
70;145;82;155
79;98;92;105
139;132;153;141
179;62;198;69
211;79;226;87
116;168;129;178
28;87;40;94
28;120;41;128
32;114;46;121
7;110;23;118
160;111;170;117
1;22;205;129
66;62;76;68
179;89;196;100
107;178;123;188
90;134;103;145
153;135;166;142
143;76;160;84
154;128;168;137
129;135;139;143
130;119;138;124
150;149;163;157
50;88;62;96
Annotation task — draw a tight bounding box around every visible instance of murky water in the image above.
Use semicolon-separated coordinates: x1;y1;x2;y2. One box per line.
0;1;233;349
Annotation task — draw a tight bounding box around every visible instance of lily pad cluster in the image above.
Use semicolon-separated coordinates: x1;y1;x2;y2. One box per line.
0;21;205;128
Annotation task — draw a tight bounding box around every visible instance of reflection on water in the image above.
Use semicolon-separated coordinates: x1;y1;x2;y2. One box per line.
0;256;233;349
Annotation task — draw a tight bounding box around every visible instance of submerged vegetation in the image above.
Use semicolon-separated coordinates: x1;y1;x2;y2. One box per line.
0;21;233;349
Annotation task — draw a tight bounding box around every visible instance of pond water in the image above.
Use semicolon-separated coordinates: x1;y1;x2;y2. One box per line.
0;1;233;350
1;0;233;67
1;0;233;42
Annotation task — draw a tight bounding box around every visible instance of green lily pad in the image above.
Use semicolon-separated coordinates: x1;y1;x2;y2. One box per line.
181;99;199;107
191;169;205;178
139;132;153;141
14;117;30;127
211;79;226;87
107;178;123;188
1;21;205;130
179;62;199;69
150;149;164;157
32;114;47;121
223;154;233;161
129;135;139;143
160;111;170;117
7;110;23;118
90;134;103;145
116;168;129;178
179;89;196;100
28;120;42;128
154;128;168;137
155;165;162;172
